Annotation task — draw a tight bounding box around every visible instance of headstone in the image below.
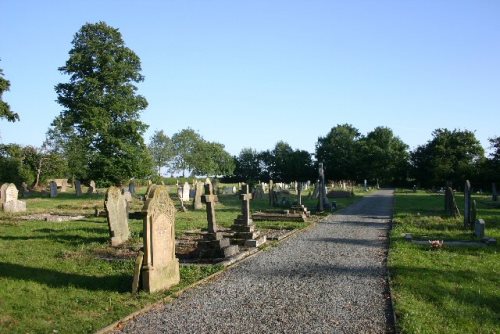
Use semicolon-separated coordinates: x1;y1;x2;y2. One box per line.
192;182;204;210
181;182;190;202
445;187;460;217
87;180;97;194
464;180;472;229
474;219;485;238
60;180;67;192
74;180;82;196
50;181;58;198
202;182;218;234
0;183;8;204
318;163;326;211
492;183;498;202
129;181;136;195
141;186;180;293
2;183;26;213
231;184;266;247
364;179;368;191
269;180;274;206
105;186;130;246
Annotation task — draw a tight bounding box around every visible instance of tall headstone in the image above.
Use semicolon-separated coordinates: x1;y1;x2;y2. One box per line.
269;180;274;206
192;181;204;210
492;183;498;202
202;182;218;234
87;180;97;194
74;180;82;196
318;163;326;211
445;187;460;217
231;184;266;247
50;181;58;198
464;180;472;229
2;183;26;213
181;182;190;202
105;186;130;246
141;186;180;293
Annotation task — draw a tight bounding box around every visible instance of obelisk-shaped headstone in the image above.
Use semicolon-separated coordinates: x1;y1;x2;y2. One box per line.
141;186;180;293
105;186;130;246
464;180;472;229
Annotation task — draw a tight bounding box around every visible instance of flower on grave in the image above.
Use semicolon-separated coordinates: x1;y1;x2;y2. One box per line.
429;240;444;249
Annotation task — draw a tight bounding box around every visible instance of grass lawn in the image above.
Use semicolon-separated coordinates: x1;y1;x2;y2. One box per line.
389;190;500;334
0;185;364;333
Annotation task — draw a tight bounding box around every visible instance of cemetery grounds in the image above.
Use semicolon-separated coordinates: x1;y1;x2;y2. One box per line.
389;190;500;333
0;184;360;333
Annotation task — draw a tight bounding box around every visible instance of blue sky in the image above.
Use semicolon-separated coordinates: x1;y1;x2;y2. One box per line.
1;0;499;156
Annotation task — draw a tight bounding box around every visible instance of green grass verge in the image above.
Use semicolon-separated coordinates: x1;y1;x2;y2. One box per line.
389;190;500;333
0;185;365;333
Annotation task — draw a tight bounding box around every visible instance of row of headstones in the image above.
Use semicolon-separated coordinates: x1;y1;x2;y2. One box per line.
105;180;265;292
49;180;97;198
462;180;498;239
0;183;26;213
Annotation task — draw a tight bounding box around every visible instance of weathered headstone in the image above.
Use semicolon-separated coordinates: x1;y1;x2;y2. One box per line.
2;183;26;213
192;181;204;210
87;180;97;194
231;184;266;247
492;183;498;202
445;187;460;217
464;180;472;229
105;186;130;246
181;182;190;202
74;180;82;196
50;181;58;198
141;186;180;293
474;219;485;238
0;183;8;204
128;181;136;195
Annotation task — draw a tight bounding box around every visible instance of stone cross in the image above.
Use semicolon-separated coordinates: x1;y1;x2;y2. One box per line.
492;183;498;202
202;182;218;233
105;186;129;246
74;180;82;196
297;182;303;205
239;184;253;225
464;180;472;229
141;185;180;293
50;181;58;198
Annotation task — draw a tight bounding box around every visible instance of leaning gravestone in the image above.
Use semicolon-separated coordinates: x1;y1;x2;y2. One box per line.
105;186;129;246
464;180;472;229
74;180;82;196
492;183;498;202
141;186;180;293
2;183;26;213
50;181;58;198
231;184;266;247
192;181;204;210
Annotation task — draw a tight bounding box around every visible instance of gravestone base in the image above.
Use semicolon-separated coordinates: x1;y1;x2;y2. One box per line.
110;232;130;247
290;205;310;217
197;232;240;259
141;259;180;293
2;200;26;213
230;222;266;247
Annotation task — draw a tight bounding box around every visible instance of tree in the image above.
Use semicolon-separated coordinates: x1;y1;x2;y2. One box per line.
171;128;203;176
233;148;262;183
190;141;235;176
0;64;19;122
410;129;485;188
315;124;363;181
51;22;152;185
359;127;409;185
148;130;175;176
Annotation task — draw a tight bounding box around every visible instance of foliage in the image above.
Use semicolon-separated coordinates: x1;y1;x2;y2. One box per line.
190;140;235;176
232;148;262;183
171;128;203;176
51;21;152;186
315;124;362;181
148;130;175;176
358;126;410;185
0;64;20;122
410;129;485;188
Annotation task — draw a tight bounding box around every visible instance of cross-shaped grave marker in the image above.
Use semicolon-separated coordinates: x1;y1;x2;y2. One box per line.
239;184;253;225
202;182;218;233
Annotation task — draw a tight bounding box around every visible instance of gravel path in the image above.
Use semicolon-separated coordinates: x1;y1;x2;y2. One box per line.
118;189;395;334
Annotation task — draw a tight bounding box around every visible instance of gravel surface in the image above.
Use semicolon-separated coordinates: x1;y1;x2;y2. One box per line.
117;189;395;334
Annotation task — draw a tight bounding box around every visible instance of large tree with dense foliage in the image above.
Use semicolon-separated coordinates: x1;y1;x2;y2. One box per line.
51;22;152;185
315;124;362;181
0;64;19;122
190;141;235;176
148;130;175;176
171;128;203;176
410;129;484;188
358;127;409;185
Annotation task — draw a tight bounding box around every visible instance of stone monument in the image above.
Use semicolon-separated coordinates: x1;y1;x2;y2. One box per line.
141;186;180;293
105;186;130;246
74;180;82;196
87;180;97;194
231;184;266;247
192;181;204;210
464;180;472;229
50;181;58;198
2;183;26;213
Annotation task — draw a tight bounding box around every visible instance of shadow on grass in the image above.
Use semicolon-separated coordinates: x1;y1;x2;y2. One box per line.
0;262;131;292
0;226;108;245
